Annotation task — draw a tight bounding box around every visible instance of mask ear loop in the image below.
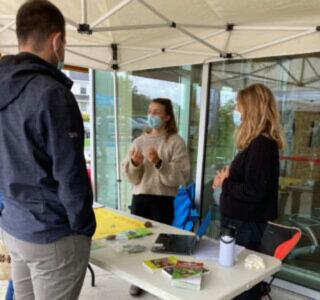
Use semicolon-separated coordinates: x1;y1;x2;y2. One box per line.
53;35;64;70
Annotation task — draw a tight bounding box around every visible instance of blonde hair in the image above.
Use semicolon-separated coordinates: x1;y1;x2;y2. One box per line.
235;84;285;151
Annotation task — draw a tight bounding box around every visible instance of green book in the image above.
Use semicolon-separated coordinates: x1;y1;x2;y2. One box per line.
171;261;204;291
171;275;202;291
162;266;209;278
171;261;204;279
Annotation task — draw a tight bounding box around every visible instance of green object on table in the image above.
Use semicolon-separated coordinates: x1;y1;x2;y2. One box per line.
116;228;152;240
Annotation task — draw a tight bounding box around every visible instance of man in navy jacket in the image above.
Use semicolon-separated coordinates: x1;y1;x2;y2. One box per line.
0;1;96;299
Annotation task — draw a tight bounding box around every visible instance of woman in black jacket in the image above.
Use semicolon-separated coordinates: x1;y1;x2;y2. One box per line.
213;83;285;300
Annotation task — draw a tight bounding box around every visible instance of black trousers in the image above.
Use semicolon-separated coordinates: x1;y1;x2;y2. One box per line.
221;217;267;300
130;194;174;225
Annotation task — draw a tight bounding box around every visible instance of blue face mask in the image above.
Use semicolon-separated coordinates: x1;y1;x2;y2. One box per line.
232;110;242;127
148;114;163;129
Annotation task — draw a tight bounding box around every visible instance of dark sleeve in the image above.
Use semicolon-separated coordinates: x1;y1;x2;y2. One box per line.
37;87;96;237
222;138;276;203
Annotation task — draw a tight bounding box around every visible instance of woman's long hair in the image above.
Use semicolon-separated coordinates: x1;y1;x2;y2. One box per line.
147;98;178;140
235;84;285;150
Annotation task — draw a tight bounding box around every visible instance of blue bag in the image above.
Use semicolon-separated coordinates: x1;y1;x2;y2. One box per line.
172;182;199;231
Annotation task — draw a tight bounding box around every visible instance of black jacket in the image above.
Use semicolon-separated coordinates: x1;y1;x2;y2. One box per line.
0;52;96;243
220;135;279;222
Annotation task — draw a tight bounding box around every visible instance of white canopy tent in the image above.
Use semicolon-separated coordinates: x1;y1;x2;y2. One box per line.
1;0;320;214
1;0;320;71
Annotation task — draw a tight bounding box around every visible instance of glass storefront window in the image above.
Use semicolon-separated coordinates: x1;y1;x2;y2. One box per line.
118;65;203;211
95;71;116;208
94;65;202;211
63;68;91;179
203;56;320;290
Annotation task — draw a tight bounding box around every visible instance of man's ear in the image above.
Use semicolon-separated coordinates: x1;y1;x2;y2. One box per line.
51;32;62;52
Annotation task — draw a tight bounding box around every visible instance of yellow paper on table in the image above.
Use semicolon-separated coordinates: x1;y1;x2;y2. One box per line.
92;208;145;240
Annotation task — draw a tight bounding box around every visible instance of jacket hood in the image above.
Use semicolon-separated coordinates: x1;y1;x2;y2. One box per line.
0;52;73;110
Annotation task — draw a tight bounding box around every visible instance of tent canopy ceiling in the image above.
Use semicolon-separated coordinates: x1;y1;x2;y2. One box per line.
1;0;320;71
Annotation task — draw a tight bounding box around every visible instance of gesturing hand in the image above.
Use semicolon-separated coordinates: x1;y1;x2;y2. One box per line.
212;175;222;189
148;148;160;165
217;166;229;185
212;166;229;189
130;148;144;166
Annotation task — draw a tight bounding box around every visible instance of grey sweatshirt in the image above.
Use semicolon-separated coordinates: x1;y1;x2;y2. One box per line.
123;133;190;197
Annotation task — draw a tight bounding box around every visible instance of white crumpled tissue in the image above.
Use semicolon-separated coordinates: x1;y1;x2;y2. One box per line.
244;254;266;271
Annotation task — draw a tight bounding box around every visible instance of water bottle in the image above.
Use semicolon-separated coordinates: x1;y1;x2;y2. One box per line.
219;225;236;267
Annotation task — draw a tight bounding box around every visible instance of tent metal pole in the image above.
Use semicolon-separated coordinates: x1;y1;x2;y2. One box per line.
306;58;320;79
178;24;225;30
90;0;134;29
0;20;15;34
240;29;315;56
120;45;216;56
113;70;122;210
165;49;217;56
138;0;223;55
119;45;159;51
302;76;320;86
235;26;314;31
277;62;300;86
64;17;78;29
81;0;87;24
0;15;14;20
65;48;110;66
224;30;232;53
195;63;210;213
119;50;162;68
175;26;224;55
212;72;301;87
89;69;97;202
168;30;226;50
118;30;226;68
93;24;168;32
65;44;109;48
93;23;226;32
299;58;306;85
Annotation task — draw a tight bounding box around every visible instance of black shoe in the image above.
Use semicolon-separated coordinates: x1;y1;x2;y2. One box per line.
129;285;144;297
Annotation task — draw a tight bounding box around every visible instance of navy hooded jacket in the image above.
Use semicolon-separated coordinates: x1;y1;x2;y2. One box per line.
0;52;96;244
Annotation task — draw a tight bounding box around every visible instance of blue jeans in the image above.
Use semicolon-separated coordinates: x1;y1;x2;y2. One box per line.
5;280;14;300
221;217;267;300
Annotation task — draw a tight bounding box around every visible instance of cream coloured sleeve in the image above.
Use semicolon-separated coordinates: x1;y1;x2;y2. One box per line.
122;142;144;185
157;137;190;187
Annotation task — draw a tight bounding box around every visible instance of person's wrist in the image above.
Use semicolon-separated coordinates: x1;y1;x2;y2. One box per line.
221;177;227;186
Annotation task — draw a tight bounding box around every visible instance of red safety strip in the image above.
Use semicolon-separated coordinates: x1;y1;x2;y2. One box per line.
274;231;302;260
280;156;320;164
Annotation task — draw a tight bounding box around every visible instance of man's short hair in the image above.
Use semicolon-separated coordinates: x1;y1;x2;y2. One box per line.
16;0;65;49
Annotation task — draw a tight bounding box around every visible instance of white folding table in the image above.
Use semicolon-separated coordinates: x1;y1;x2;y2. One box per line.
90;209;281;300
